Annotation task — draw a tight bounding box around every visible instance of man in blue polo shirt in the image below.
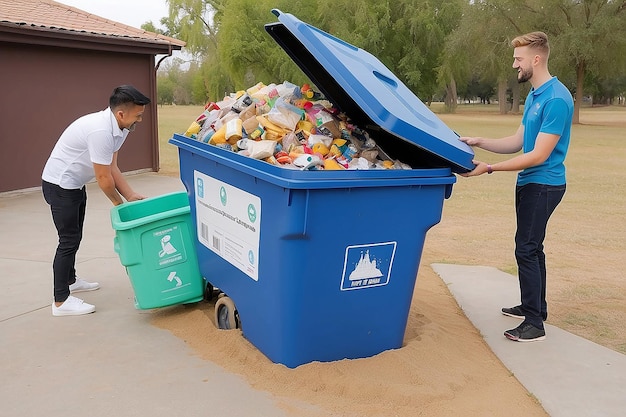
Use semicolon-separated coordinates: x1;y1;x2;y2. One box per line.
459;32;574;342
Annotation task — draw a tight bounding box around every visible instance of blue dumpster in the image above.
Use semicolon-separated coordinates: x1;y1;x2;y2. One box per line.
169;9;474;368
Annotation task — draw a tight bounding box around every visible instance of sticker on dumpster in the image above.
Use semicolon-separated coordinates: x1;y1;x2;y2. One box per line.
149;224;187;269
340;242;396;291
194;171;260;281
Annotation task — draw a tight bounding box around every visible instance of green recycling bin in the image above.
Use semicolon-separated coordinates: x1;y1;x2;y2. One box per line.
110;191;204;309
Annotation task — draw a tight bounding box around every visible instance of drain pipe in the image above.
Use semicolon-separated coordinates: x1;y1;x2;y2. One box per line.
156;44;173;71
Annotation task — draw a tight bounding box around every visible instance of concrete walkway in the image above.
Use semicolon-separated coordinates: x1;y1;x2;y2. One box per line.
0;174;288;417
432;263;626;417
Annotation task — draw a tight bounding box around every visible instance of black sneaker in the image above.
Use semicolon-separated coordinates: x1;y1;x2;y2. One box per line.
501;306;525;319
504;323;546;342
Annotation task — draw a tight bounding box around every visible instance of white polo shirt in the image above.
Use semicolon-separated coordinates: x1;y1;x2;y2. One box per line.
42;108;129;189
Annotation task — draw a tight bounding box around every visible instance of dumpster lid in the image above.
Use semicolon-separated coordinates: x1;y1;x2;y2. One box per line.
265;9;475;173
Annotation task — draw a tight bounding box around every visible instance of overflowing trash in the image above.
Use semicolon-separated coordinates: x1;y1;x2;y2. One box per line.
182;81;412;170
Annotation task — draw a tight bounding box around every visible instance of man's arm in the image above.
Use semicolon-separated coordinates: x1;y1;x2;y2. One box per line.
490;132;560;171
462;132;561;177
94;152;145;206
94;160;124;206
110;152;146;202
459;125;525;154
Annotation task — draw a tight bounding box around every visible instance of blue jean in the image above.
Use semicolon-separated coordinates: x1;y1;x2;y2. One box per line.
42;180;86;302
514;183;566;329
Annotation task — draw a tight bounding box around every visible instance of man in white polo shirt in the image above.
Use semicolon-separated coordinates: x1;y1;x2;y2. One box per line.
42;85;150;316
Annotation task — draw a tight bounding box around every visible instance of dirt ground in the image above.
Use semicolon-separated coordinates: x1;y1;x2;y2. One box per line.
153;263;547;417
153;107;625;416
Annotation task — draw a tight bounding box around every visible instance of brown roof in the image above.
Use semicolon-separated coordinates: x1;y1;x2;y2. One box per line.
0;0;185;48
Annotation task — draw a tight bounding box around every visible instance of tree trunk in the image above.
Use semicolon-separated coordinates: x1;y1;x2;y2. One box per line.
573;61;585;124
444;77;458;113
511;81;521;113
498;78;508;114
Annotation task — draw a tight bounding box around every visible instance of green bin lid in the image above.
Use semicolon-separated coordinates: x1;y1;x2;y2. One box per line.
265;9;475;173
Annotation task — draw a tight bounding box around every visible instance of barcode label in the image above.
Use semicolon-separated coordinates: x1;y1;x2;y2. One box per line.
200;221;222;253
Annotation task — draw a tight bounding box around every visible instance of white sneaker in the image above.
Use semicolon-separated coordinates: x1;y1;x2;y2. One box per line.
69;277;100;293
52;296;96;316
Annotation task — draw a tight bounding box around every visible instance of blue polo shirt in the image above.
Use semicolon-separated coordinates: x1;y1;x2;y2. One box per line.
518;76;574;186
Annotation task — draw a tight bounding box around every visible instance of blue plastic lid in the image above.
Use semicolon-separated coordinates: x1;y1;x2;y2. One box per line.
265;9;474;173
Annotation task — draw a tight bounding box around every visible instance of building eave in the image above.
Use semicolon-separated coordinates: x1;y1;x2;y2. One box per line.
0;21;183;55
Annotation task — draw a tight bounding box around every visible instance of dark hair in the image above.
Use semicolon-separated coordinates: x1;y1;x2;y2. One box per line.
109;85;151;109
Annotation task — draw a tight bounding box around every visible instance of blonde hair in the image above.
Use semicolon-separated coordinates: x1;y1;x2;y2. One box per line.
511;31;550;58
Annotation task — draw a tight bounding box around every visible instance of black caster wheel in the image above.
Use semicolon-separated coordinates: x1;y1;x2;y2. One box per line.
204;281;215;302
214;295;239;330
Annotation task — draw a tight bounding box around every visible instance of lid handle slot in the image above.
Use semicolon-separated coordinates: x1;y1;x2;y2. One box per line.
373;70;398;89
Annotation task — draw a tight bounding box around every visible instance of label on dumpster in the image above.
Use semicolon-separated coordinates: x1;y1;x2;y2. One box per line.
194;171;260;281
340;242;396;291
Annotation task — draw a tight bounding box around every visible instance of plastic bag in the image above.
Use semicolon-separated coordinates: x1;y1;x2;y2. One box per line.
241;140;277;160
306;105;341;138
267;98;304;131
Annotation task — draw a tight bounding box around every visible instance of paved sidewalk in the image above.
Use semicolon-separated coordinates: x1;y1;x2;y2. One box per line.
432;263;626;417
0;173;288;417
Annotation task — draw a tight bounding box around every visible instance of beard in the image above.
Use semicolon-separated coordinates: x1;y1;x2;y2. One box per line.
517;67;532;84
127;123;137;132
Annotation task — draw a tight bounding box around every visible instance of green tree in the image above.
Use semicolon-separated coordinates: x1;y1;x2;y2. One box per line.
157;76;175;105
447;0;626;122
217;0;312;89
544;0;626;122
163;0;222;56
156;58;205;105
140;21;163;34
315;0;463;105
443;1;531;114
161;0;227;100
162;0;468;105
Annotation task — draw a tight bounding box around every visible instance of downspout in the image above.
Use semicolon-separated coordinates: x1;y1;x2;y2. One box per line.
152;43;173;173
154;45;172;73
155;44;172;71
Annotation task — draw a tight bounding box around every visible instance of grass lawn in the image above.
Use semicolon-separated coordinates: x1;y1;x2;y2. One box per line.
157;104;205;176
156;103;626;354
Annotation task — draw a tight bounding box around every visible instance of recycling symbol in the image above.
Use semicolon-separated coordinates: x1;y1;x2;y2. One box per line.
167;271;182;287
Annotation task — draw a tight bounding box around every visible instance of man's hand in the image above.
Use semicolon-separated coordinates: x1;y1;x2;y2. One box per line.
459;136;482;147
125;192;146;202
460;160;489;177
109;152;146;203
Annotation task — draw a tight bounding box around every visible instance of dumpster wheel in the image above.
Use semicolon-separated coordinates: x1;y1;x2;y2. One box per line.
215;296;239;330
204;281;215;302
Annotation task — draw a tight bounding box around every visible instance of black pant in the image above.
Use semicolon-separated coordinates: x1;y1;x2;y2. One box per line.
42;180;86;302
514;183;566;329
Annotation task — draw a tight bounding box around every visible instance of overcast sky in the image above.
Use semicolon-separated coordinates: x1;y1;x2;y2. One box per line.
56;0;170;30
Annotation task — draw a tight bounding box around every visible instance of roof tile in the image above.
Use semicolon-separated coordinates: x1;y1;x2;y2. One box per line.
0;0;185;47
